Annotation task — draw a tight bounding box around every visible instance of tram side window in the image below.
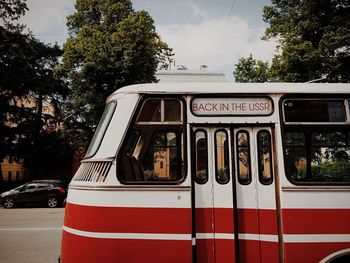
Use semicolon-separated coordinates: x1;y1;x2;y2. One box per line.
283;98;350;184
311;132;350;181
284;100;346;123
236;131;251;185
194;131;208;184
284;132;307;180
118;98;184;183
284;131;350;183
257;130;273;185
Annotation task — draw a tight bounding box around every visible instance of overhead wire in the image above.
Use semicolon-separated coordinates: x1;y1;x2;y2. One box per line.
227;0;237;17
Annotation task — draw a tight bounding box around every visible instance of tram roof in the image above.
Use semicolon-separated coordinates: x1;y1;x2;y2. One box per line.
108;82;350;101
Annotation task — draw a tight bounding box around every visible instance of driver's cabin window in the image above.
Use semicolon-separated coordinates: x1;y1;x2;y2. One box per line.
118;98;184;183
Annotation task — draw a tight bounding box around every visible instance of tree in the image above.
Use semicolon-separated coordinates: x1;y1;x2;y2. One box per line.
9;40;72;181
0;0;27;26
263;0;350;82
59;0;173;149
0;0;28;189
1;0;72;188
233;54;269;83
233;0;350;83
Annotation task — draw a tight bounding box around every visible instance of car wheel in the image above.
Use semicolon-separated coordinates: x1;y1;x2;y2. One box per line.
47;196;58;208
3;197;15;208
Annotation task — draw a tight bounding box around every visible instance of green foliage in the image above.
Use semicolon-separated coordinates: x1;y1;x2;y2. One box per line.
311;161;350;182
233;54;269;83
59;0;173;150
263;0;350;82
234;0;350;83
0;1;72;185
0;0;28;25
0;28;67;154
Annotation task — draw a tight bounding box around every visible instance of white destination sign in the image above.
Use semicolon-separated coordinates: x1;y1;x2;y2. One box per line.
192;97;273;116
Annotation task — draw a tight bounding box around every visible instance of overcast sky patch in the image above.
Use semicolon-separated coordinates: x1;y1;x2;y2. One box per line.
157;16;276;78
19;0;275;81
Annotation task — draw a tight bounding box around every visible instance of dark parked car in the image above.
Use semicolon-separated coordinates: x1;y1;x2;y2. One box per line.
0;180;67;208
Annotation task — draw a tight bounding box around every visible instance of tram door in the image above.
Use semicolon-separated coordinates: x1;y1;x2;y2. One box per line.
192;127;236;263
192;126;278;263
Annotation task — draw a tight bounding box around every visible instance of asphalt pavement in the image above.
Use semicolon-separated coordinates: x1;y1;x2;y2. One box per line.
0;207;64;263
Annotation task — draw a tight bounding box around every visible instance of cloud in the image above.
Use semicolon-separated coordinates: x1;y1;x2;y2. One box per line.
181;2;209;20
19;0;276;81
157;16;276;79
20;0;74;44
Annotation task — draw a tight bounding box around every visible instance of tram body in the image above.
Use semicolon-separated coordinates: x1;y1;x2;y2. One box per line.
61;82;350;263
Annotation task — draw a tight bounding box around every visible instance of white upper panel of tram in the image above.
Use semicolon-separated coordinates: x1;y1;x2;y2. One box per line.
108;82;350;102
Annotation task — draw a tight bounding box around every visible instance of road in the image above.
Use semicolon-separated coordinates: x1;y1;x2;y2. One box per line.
0;207;64;263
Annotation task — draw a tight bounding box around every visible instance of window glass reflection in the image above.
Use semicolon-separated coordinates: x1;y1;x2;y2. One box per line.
215;130;229;184
137;100;161;122
284;130;350;183
257;130;273;184
284;100;345;122
195;131;208;184
237;131;251;184
165;100;181;122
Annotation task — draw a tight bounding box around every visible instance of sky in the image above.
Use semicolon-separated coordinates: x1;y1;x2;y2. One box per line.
20;0;276;81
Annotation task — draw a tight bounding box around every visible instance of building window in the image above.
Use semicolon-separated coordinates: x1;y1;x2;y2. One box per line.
8;171;12;183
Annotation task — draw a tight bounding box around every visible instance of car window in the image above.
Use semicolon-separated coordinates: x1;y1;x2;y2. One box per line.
37;184;49;188
26;184;37;190
17;185;26;190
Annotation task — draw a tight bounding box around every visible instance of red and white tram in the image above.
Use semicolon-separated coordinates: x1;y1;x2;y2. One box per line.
60;82;350;263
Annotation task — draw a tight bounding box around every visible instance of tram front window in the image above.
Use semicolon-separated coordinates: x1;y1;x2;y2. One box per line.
85;101;117;158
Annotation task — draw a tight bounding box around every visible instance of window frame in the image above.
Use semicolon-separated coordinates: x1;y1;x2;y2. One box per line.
214;129;230;184
193;129;209;185
136;98;183;125
281;95;350;185
117;95;187;185
283;126;350;185
282;98;348;125
236;130;252;185
257;130;274;185
85;101;117;159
